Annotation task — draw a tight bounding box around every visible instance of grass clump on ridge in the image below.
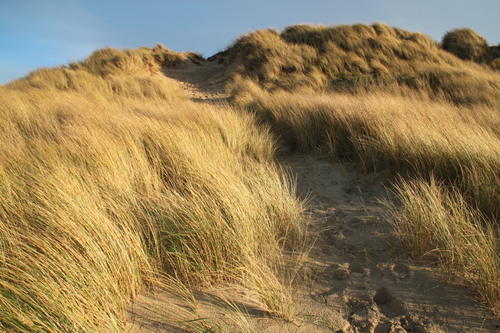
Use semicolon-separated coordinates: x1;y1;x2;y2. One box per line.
442;28;488;62
0;47;307;331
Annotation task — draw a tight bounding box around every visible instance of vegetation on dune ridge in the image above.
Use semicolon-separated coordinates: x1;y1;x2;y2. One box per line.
7;44;202;93
227;22;499;106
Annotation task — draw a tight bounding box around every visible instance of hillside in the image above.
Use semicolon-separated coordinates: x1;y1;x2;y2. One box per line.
226;23;499;106
1;23;499;332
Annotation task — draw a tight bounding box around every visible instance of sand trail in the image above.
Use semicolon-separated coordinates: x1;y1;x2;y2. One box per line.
161;53;233;103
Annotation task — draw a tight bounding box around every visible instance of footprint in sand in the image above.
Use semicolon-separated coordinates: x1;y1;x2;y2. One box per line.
346;288;431;333
391;263;411;281
347;294;381;332
373;287;407;318
374;315;434;333
349;262;371;277
328;263;351;281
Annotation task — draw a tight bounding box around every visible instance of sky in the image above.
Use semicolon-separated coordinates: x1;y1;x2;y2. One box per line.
1;0;499;84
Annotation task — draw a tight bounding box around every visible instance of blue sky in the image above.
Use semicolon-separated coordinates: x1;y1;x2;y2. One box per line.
1;0;499;83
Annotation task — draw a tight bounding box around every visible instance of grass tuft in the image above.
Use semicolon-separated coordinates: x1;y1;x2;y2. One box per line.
442;28;488;62
387;178;499;313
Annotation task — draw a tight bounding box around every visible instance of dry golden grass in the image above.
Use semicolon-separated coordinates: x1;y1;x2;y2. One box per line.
229;70;499;312
387;178;499;312
0;50;307;331
228;23;499;106
442;28;488;62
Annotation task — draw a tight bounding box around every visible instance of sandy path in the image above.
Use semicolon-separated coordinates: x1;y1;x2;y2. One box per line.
161;53;233;103
126;61;500;333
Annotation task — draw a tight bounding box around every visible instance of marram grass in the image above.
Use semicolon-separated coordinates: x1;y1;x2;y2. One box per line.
0;51;306;331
